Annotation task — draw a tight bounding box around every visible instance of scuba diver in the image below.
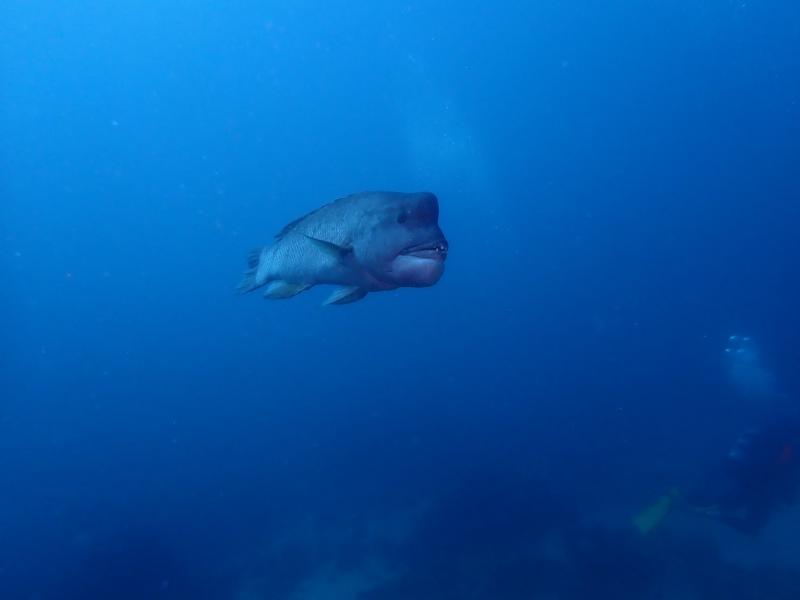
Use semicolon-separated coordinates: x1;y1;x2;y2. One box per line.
724;335;776;400
634;336;800;536
635;414;800;535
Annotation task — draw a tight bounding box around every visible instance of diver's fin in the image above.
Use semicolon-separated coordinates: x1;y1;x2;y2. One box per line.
323;286;367;306
633;488;680;535
263;281;312;300
237;247;266;294
303;235;354;263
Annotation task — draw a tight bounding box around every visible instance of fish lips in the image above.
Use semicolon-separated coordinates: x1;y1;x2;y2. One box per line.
399;239;449;261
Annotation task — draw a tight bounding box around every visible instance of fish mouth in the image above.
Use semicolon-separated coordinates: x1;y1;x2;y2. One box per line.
400;239;448;260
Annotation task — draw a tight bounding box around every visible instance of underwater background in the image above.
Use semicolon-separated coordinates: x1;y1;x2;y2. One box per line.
2;1;800;598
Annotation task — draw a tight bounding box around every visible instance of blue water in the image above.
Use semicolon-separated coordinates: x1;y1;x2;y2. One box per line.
2;2;800;598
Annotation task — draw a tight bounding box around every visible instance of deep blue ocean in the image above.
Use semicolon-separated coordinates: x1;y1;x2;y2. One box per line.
2;2;800;598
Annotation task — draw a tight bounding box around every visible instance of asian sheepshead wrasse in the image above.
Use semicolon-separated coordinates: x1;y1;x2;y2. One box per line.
237;191;448;305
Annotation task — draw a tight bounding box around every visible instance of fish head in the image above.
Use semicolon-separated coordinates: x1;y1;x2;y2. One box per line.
361;192;448;288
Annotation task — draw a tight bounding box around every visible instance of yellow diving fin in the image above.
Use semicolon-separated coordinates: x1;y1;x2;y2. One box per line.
633;488;680;535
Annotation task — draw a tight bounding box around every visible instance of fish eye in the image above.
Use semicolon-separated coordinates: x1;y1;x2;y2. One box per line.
397;211;408;224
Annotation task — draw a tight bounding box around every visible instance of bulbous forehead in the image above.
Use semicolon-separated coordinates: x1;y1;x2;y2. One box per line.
413;192;439;220
377;191;439;221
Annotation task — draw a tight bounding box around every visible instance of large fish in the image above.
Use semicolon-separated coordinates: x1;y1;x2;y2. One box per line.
238;191;448;305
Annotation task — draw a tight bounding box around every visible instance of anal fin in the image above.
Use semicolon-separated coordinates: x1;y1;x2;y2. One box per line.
323;286;367;306
264;281;312;300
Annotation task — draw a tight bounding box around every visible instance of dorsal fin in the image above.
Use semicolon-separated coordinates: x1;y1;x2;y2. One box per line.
274;202;333;240
274;210;319;240
274;194;358;240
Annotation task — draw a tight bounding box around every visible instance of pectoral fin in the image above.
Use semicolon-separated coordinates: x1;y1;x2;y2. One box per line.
264;281;312;299
323;286;367;306
303;235;354;263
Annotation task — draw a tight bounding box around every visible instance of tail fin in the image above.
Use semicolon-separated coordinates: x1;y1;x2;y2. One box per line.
236;247;267;293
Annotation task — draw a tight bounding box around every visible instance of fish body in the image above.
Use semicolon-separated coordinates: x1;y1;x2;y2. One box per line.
238;191;448;305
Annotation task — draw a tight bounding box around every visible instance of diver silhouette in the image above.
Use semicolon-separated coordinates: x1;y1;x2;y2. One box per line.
634;336;800;536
